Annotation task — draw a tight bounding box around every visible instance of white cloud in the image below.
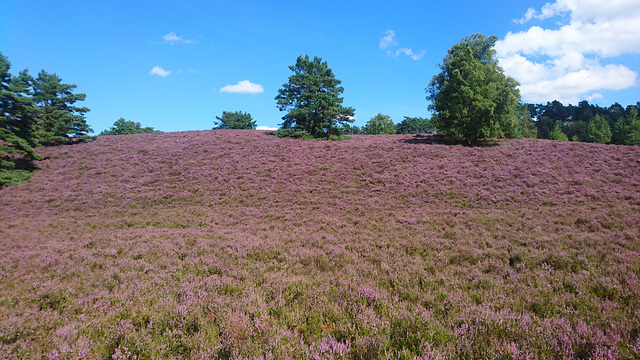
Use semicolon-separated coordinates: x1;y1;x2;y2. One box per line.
219;80;264;94
149;66;171;77
585;93;604;102
395;48;426;61
379;30;397;49
380;30;425;61
496;0;640;104
256;126;279;131
162;31;196;44
516;8;538;24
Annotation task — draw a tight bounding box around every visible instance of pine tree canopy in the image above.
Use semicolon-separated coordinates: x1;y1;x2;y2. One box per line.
275;55;354;139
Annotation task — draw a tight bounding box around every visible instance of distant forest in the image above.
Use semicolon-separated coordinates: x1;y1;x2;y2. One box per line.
525;100;640;145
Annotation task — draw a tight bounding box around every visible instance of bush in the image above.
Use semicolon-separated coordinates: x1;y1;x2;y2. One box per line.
274;129;314;140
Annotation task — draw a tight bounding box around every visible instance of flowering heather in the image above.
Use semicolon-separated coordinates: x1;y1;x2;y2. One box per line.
1;130;639;359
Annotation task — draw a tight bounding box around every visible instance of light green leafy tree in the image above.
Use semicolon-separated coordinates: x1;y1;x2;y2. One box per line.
548;121;568;141
519;116;538;139
426;34;521;144
364;114;396;135
612;107;640;146
585;114;612;144
275;55;355;139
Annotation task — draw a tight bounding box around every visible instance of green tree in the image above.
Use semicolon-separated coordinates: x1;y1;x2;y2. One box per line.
275;55;355;139
31;70;91;145
564;120;588;142
535;115;555;139
585;115;612;144
0;53;41;188
426;34;521;144
1;61;36;144
99;118;161;136
214;111;256;129
548;121;568;141
612;107;640;145
364;114;396;135
396;116;433;134
0;129;42;188
518;116;538;139
341;123;362;135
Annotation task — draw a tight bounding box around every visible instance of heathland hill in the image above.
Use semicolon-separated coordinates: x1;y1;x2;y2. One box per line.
1;130;639;359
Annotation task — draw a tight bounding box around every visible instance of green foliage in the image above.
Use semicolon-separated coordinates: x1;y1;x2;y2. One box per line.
612;107;640;146
396;116;434;134
564;120;588;142
274;128;314;140
548;121;568;141
586;115;612;144
0;53;41;189
364;113;396;135
0;129;42;188
213;111;256;130
535;116;555;140
519;116;538;139
99;118;161;136
1;56;36;146
427;34;522;144
275;128;348;141
341;123;362;135
526;100;640;143
1;52;95;188
275;55;355;139
31;70;92;145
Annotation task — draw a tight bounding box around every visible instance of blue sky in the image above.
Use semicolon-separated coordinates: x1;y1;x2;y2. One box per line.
2;0;639;133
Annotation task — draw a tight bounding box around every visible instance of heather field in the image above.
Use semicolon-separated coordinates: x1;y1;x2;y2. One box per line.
2;130;640;359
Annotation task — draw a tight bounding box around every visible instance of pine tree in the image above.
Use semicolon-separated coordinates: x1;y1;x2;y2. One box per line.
275;55;354;139
214;111;256;129
32;71;91;145
0;53;41;188
99;118;160;136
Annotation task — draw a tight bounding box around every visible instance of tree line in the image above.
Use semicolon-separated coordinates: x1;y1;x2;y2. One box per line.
341;115;434;135
525;100;640;145
270;35;638;145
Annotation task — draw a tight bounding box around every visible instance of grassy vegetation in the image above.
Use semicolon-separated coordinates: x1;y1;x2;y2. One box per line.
1;130;639;359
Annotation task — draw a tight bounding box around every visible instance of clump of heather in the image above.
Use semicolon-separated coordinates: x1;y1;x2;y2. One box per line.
1;130;639;359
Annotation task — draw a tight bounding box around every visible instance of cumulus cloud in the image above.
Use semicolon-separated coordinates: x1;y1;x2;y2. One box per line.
149;66;171;77
219;80;264;94
379;30;424;61
162;32;196;44
496;0;640;104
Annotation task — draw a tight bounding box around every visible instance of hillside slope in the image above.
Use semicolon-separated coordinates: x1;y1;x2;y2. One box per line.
1;130;640;359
